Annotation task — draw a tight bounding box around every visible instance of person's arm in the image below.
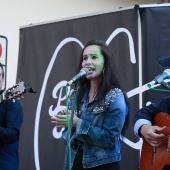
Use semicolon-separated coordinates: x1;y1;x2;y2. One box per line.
0;100;23;145
133;96;170;146
134;119;152;137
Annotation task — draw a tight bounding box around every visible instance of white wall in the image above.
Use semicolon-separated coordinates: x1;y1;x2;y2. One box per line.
0;0;161;87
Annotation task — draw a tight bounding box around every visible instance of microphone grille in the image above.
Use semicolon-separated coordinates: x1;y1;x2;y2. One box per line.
81;68;89;75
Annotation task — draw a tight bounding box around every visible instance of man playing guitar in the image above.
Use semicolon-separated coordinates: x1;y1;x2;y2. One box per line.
134;56;170;170
134;95;170;170
0;62;23;170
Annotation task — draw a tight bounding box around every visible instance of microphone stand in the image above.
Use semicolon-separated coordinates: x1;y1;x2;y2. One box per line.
67;82;79;170
148;80;170;93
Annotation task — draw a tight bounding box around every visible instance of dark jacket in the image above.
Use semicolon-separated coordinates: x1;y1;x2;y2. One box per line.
0;100;23;170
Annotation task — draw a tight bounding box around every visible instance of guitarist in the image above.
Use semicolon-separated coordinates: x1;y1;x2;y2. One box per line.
134;96;170;170
0;63;23;170
134;56;170;170
133;97;167;146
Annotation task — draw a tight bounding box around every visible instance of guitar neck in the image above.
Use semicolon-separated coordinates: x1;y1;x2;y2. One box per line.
0;89;17;103
0;81;36;104
0;91;8;103
0;93;4;103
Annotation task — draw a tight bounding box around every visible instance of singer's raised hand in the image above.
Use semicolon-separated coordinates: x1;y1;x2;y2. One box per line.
51;111;78;128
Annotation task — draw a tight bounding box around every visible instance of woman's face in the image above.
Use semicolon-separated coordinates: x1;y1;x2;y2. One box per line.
82;45;105;80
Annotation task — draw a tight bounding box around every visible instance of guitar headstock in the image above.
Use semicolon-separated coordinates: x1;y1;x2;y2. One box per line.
3;81;36;101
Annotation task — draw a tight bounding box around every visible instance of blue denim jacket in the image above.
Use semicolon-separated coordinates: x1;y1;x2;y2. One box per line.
61;88;128;169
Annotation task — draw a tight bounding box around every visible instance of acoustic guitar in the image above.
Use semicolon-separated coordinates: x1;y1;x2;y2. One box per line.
140;112;170;170
0;81;36;103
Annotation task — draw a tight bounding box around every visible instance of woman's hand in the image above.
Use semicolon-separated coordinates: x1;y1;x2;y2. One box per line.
51;110;78;128
140;124;166;146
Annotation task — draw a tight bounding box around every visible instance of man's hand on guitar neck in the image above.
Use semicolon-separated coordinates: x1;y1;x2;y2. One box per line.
140;125;166;146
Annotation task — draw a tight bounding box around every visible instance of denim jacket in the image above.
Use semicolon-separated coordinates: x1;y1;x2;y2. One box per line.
61;87;128;169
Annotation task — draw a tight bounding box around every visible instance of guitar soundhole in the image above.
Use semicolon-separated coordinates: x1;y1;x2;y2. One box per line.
162;165;170;170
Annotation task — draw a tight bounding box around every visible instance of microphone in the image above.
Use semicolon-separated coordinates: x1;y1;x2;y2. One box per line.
67;68;89;86
148;69;170;87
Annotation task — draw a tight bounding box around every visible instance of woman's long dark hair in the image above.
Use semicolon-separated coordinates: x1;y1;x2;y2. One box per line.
76;39;130;134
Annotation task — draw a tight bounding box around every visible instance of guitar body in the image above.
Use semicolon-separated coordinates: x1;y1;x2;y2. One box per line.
140;112;170;170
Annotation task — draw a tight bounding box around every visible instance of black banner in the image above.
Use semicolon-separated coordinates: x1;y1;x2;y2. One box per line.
139;6;170;105
17;8;139;170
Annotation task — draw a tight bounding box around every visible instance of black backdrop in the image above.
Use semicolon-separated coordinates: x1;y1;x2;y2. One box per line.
17;7;140;170
139;6;170;107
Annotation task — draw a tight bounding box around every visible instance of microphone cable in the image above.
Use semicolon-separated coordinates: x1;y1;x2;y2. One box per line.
66;83;78;170
66;84;71;170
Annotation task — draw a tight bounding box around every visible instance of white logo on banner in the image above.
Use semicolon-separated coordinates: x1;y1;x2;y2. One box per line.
48;80;68;138
34;28;147;170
